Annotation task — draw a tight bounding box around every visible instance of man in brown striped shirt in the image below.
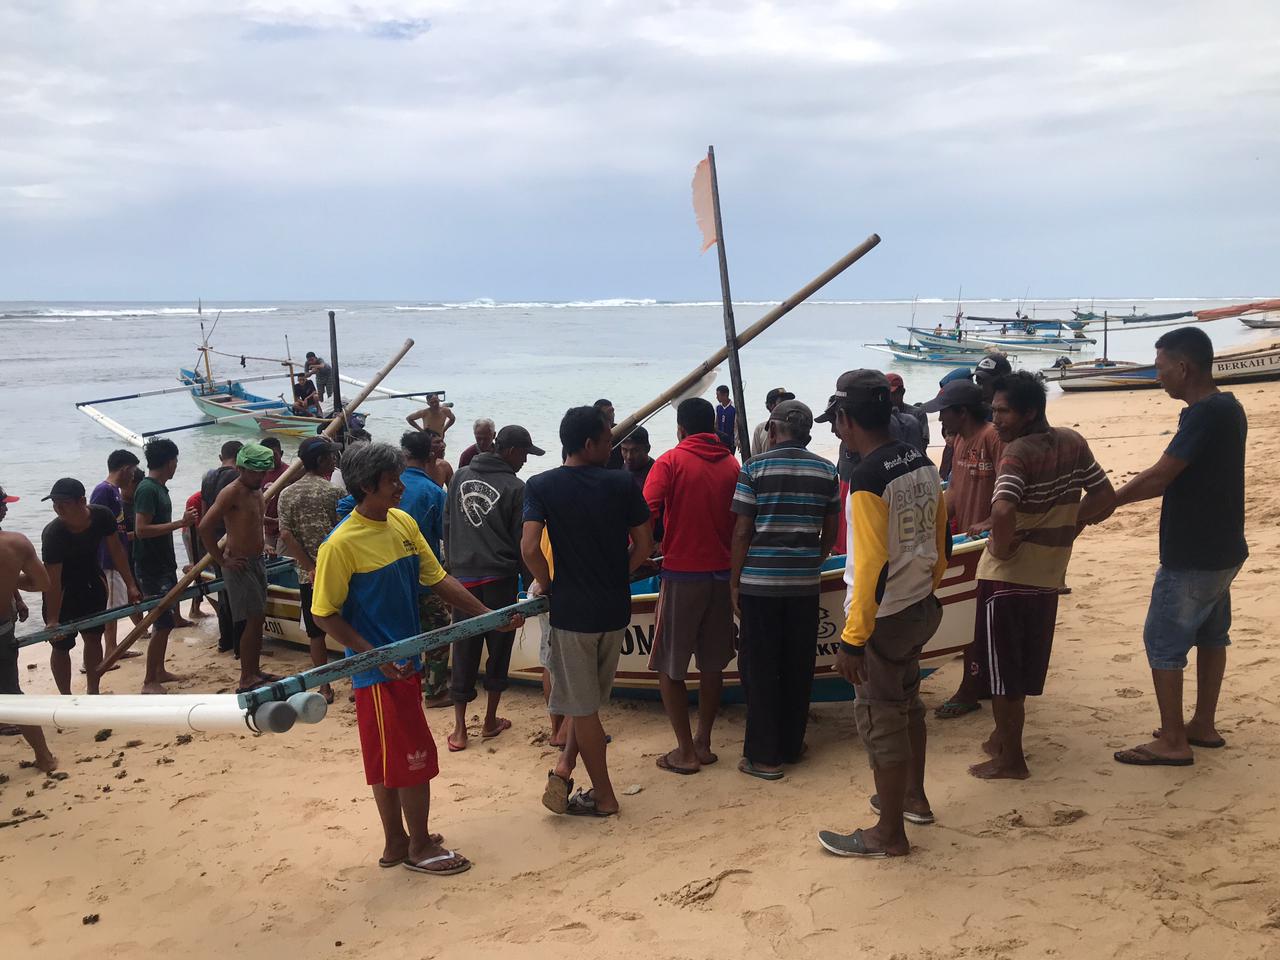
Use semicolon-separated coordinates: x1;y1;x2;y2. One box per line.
968;372;1115;780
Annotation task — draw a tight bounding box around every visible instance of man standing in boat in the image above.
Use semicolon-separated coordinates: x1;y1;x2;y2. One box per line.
444;424;544;750
199;443;276;693
278;436;342;705
815;371;948;859
40;478;139;695
922;379;1005;721
967;372;1114;780
304;352;333;404
523;406;653;818
133;438;198;694
645;398;740;775
1111;328;1248;767
311;442;519;878
0;487;58;772
407;392;455;439
731;400;840;781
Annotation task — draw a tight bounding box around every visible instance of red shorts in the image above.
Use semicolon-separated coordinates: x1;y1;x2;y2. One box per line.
973;579;1060;698
354;675;439;788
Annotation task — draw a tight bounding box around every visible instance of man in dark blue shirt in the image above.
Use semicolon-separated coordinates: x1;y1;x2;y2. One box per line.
1110;328;1247;768
715;385;737;453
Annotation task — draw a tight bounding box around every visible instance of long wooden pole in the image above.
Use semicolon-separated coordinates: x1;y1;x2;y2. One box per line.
706;146;752;457
94;338;416;678
329;310;343;412
612;234;881;442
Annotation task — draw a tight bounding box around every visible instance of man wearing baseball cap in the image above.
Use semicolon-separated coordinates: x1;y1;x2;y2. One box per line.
0;485;58;772
886;374;930;452
444;424;544;750
974;353;1013;405
40;477;141;695
731;399;840;780
921;379;1005;720
814;371;949;859
750;387;795;458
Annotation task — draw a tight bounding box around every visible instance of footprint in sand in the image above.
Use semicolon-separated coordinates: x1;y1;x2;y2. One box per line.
1115;687;1144;698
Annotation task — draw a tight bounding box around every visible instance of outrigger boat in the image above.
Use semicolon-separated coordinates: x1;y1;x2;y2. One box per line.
1042;342;1280;392
867;341;1004;367
179;367;328;439
909;327;1094;354
223;537;986;702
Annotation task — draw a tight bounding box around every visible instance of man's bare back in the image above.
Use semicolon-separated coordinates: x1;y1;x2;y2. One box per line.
0;531;45;613
215;480;265;560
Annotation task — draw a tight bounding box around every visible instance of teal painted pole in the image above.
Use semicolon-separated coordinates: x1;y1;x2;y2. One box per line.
17;558;295;648
236;596;549;712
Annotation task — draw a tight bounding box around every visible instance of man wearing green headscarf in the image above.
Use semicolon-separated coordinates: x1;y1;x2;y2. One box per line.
199;442;280;692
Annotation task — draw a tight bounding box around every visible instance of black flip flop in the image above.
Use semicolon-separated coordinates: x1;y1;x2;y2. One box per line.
566;788;617;818
656;752;699;775
1114;746;1194;767
1152;730;1226;749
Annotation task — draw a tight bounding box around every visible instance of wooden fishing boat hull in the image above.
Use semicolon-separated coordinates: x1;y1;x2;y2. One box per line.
1240;312;1280;329
868;344;991;366
240;541;986;702
911;329;1092;354
1047;346;1280;392
180;368;327;438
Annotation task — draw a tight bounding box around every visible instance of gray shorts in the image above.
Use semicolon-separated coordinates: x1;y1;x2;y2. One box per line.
1;619;20;696
223;557;268;621
648;577;735;681
545;627;623;718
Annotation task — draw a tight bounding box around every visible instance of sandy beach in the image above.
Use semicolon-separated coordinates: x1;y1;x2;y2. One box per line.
3;374;1280;960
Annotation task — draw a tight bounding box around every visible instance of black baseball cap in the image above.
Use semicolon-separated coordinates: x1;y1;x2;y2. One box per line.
814;370;891;423
298;436;338;470
765;387;795;405
769;399;813;433
974;353;1013;379
920;379;985;413
42;478;86;501
496;425;545;456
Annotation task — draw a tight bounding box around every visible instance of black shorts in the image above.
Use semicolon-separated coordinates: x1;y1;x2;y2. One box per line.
298;582;325;640
973;579;1060;698
1;620;20;695
46;578;109;650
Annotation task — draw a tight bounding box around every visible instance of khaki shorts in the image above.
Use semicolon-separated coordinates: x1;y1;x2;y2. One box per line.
648;577;735;681
545;627;623;718
853;595;943;771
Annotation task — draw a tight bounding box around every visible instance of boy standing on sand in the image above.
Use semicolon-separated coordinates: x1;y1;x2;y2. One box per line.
0;488;58;772
1111;328;1248;767
311;442;518;877
967;372;1115;780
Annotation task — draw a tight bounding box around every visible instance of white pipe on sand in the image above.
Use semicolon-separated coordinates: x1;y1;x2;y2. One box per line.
0;693;327;735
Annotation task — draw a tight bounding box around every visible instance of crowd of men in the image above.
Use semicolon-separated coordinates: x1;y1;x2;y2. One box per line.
0;326;1247;868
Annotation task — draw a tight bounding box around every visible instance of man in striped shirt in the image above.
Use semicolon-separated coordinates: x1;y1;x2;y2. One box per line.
730;400;840;780
969;371;1115;780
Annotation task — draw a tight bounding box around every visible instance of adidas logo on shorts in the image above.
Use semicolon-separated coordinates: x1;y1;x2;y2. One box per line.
407;749;431;770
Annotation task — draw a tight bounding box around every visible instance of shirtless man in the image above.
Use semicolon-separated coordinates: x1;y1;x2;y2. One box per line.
0;488;58;772
423;430;454;490
407;393;455;438
199;443;276;692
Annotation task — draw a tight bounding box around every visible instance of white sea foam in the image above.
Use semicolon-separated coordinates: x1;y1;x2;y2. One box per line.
33;306;279;318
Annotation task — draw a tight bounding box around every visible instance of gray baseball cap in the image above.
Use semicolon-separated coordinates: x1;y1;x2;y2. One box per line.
768;399;814;433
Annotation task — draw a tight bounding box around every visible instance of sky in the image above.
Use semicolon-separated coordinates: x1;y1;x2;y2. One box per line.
1;0;1277;301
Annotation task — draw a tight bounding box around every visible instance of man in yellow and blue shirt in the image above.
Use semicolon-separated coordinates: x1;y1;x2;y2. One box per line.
812;371;949;860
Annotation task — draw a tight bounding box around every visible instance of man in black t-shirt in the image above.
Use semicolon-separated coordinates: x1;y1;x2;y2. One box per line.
1110;328;1248;768
522;406;653;819
40;478;140;694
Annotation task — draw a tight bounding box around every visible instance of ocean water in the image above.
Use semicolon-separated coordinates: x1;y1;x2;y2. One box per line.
0;296;1262;545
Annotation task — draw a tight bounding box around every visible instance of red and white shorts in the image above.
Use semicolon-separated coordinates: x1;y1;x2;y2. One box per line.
354;674;439;788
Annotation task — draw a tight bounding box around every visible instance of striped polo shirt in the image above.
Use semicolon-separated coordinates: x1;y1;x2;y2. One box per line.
731;442;840;596
976;426;1108;589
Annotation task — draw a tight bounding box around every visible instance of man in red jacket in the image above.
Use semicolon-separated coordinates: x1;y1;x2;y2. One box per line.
644;397;741;774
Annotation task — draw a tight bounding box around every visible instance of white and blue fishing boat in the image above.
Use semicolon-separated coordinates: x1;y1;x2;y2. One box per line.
909;327;1094;354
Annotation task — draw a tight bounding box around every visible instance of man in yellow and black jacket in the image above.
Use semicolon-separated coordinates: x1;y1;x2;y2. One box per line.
813;370;949;860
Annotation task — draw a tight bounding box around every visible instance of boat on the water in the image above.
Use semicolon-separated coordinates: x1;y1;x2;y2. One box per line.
232;539;987;701
1072;309;1194;325
1240;312;1280;330
910;327;1094;354
967;316;1088;332
867;342;998;366
179;368;328;438
1042;343;1280;392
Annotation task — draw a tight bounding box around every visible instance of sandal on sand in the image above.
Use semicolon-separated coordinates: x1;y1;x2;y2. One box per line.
870;793;935;825
381;834;445;866
737;758;784;781
817;827;890;859
447;735;466;753
567;788;617;818
657;751;699;775
934;700;981;720
1114;745;1194;767
404;850;471;876
542;771;573;814
481;718;513;740
1152;730;1225;749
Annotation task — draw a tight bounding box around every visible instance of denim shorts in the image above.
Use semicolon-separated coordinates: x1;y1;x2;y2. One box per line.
1143;565;1241;671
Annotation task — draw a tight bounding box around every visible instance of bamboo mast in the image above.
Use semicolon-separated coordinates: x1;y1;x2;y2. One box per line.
93;338;416;678
612;234;881;442
706;146;752;456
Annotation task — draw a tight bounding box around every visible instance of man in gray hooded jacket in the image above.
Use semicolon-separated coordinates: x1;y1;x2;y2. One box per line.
444;425;545;750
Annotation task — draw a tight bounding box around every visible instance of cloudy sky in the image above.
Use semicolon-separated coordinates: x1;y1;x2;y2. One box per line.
2;1;1277;301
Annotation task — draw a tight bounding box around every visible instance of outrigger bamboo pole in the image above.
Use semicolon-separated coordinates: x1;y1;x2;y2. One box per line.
706;146;753;457
612;234;881;442
94;338;417;679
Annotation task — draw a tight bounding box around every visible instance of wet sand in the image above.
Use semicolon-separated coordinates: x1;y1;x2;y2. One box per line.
3;378;1280;959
